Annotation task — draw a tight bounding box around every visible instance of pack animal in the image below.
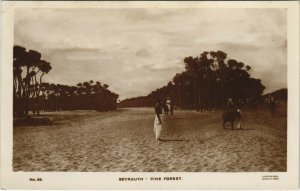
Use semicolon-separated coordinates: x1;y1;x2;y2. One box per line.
223;109;242;129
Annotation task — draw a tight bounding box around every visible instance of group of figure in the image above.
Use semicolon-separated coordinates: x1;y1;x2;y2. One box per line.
228;95;279;117
154;97;174;125
154;95;280;140
223;95;280;130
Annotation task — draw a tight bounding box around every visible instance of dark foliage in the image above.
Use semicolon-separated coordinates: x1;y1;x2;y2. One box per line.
119;50;266;110
36;81;118;112
13;45;118;117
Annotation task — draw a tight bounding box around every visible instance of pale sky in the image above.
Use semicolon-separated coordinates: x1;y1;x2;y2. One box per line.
14;8;287;100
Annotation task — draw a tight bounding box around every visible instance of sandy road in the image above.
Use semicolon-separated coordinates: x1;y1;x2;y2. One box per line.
13;107;286;172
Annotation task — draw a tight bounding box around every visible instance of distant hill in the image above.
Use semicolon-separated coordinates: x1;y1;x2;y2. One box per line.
263;88;287;102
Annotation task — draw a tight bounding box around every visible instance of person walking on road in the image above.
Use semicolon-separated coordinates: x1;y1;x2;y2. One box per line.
154;98;163;141
155;98;163;125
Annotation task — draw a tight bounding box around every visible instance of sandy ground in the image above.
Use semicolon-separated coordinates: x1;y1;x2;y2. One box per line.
13;106;287;172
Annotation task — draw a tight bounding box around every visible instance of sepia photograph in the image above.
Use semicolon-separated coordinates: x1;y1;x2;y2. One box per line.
1;1;299;190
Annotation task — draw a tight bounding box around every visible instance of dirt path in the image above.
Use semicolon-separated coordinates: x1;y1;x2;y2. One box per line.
13;107;286;172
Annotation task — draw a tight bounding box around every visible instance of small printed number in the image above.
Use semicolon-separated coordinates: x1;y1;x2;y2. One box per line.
29;178;43;181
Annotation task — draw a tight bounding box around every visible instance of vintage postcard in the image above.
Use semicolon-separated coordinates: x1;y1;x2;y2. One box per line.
0;1;299;190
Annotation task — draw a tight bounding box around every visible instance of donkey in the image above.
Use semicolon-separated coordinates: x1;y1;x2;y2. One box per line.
223;109;242;129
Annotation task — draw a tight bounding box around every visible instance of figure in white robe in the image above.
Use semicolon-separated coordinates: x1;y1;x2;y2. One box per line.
153;115;162;140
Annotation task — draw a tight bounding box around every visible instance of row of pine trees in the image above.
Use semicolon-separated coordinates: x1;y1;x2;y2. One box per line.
119;50;265;111
13;45;118;117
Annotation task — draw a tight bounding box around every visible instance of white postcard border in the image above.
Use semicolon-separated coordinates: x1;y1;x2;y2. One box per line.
1;1;299;190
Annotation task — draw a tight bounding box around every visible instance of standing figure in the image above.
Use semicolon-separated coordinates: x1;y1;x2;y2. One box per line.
267;95;277;117
155;98;162;125
166;97;174;117
163;102;169;116
226;97;235;112
154;98;163;141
